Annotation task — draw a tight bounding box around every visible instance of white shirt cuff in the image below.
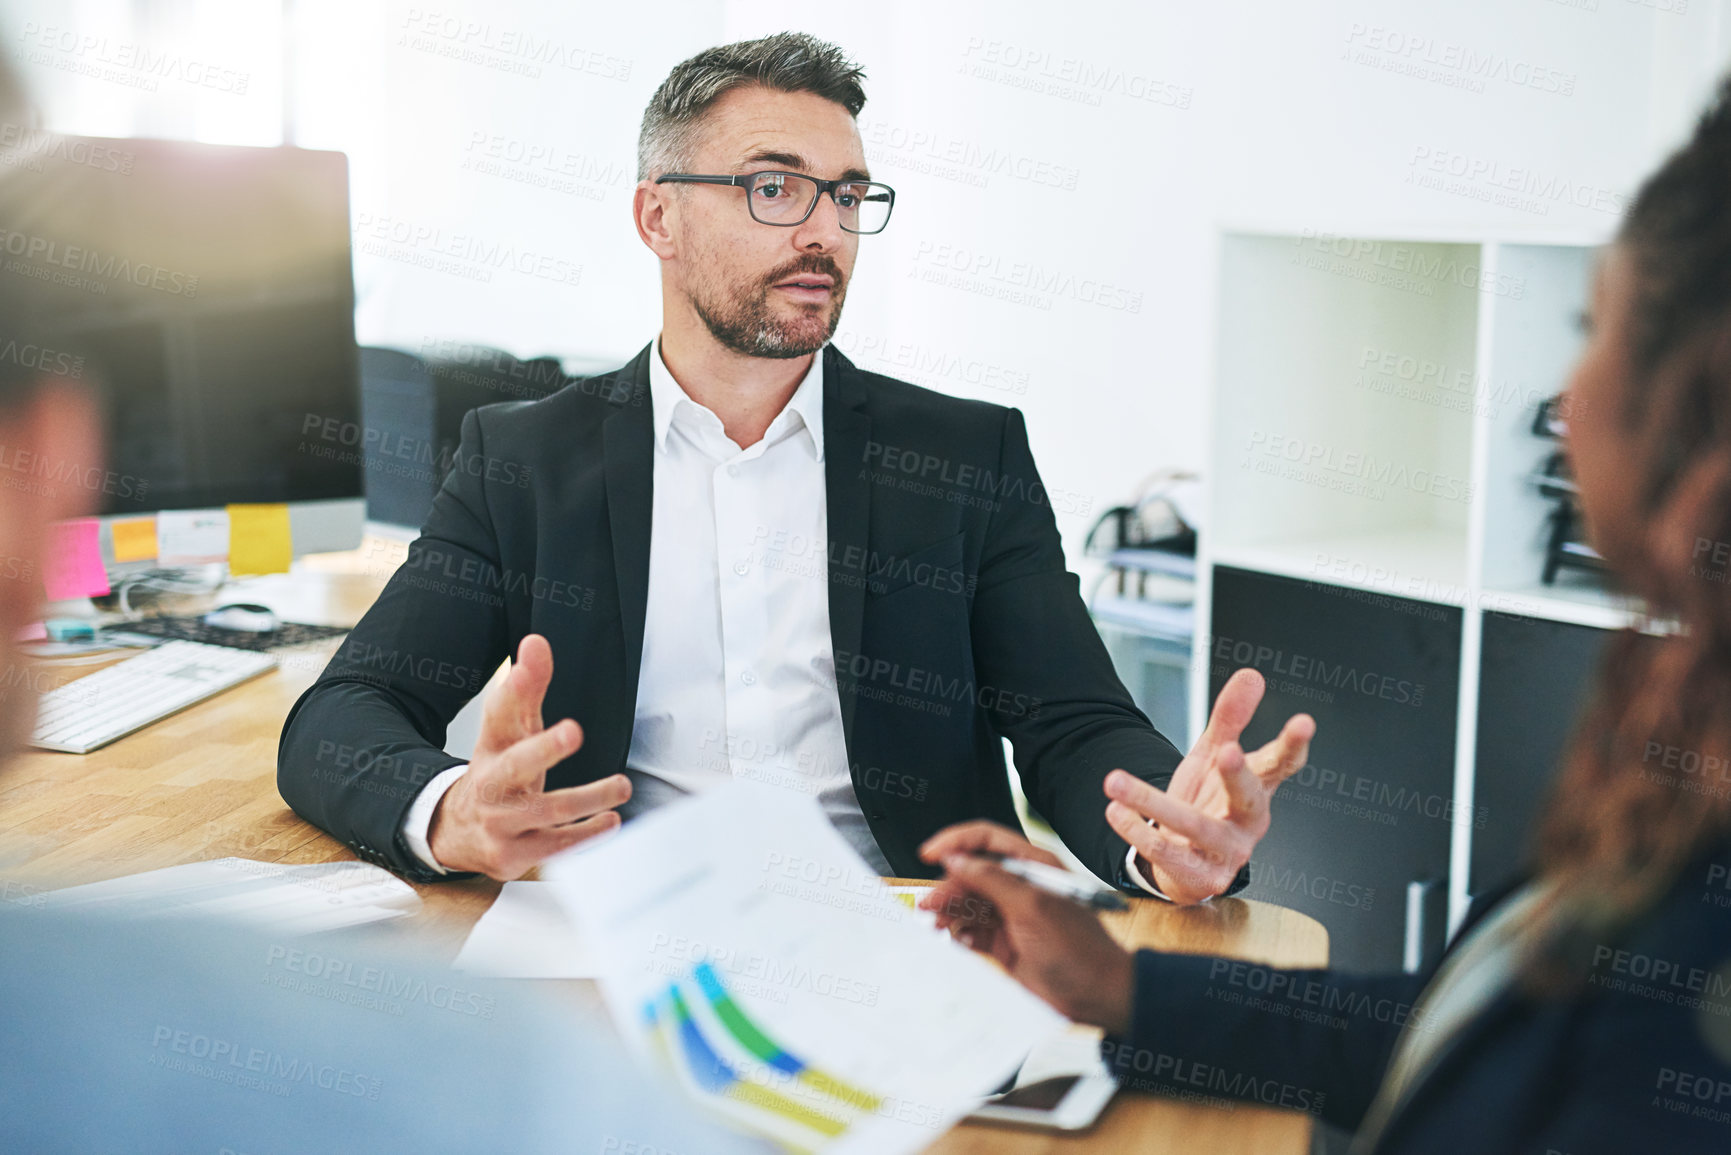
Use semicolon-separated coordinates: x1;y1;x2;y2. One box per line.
400;764;470;874
1123;842;1176;902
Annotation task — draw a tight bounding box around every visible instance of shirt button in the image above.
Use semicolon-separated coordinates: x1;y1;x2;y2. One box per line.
727;464;740;477
733;561;750;576
741;669;757;686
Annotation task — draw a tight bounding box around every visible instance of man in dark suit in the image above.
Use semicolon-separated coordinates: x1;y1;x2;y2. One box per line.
277;32;1314;900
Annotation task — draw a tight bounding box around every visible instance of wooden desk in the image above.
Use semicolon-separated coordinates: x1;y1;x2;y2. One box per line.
1;556;1328;1155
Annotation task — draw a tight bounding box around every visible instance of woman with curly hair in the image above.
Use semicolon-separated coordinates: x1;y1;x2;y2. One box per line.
920;75;1731;1155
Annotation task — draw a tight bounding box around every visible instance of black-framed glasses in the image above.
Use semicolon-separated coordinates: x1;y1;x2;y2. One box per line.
655;170;896;234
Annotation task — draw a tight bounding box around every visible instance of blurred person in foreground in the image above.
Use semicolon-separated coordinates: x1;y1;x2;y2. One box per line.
920;75;1731;1155
0;89;762;1155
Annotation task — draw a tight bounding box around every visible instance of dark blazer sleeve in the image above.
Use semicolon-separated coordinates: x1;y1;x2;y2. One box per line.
276;409;514;881
967;407;1228;889
1105;950;1427;1132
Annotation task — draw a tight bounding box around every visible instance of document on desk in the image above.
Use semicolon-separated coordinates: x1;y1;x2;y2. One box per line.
39;858;420;935
453;885;930;981
453;881;597;978
543;782;1067;1155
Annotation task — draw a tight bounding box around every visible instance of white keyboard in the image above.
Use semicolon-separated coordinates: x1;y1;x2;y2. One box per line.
29;640;279;754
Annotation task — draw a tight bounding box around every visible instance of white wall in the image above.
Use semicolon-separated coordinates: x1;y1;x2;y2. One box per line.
291;0;722;367
722;0;1731;554
7;0;1729;557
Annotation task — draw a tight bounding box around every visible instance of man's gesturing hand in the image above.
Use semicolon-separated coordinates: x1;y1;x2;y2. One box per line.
1110;667;1313;904
427;634;630;879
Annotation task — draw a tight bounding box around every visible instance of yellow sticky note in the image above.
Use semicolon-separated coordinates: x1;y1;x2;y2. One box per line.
225;503;292;575
110;516;158;562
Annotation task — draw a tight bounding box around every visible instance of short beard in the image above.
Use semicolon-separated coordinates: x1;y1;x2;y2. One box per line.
689;259;847;360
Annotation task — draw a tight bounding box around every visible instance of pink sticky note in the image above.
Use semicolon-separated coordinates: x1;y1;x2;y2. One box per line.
43;518;110;601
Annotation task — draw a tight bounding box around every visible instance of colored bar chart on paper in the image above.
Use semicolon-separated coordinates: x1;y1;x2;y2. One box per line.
544;783;1065;1155
643;963;884;1149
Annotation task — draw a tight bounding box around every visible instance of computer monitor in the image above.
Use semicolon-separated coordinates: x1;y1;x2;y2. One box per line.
0;134;364;565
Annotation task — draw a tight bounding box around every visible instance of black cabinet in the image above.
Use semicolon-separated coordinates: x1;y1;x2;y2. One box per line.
1472;611;1612;896
1210;566;1462;971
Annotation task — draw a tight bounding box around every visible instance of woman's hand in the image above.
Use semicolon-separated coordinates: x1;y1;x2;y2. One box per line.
917;824;1135;1035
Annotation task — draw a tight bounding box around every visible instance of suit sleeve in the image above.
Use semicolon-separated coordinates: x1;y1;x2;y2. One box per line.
1104;950;1426;1132
276;409;515;881
969;408;1241;891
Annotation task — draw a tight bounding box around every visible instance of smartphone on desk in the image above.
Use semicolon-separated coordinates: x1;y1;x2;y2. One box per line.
965;1071;1117;1132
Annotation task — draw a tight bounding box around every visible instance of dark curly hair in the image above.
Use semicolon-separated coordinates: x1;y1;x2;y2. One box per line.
1530;75;1731;967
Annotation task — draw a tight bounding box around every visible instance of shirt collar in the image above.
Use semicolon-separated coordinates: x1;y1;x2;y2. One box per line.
649;337;826;461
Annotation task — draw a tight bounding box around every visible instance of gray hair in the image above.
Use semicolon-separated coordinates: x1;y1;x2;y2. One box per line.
637;32;867;181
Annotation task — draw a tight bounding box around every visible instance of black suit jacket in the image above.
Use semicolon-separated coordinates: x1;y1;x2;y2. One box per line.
278;343;1193;885
1105;849;1731;1153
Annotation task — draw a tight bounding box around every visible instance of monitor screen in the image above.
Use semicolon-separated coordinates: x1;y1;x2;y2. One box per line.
0;135;361;514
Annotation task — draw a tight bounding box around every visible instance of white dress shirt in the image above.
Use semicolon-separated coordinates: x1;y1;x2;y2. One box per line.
1123;835;1174;901
401;338;892;875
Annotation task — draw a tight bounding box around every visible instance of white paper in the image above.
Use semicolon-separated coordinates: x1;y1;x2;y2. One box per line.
882;885;938;930
40;857;419;934
450;886;930;983
453;881;596;978
156;509;230;565
543;782;1067;1155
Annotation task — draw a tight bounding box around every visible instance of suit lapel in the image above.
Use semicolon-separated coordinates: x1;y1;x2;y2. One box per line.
1363;884;1544;1150
1367;988;1526;1151
603;344;655;697
823;346;873;750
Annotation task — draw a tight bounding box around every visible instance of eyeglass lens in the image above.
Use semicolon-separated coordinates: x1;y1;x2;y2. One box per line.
747;172;892;233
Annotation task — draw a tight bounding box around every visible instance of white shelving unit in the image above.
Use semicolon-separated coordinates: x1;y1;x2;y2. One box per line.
1194;228;1632;937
